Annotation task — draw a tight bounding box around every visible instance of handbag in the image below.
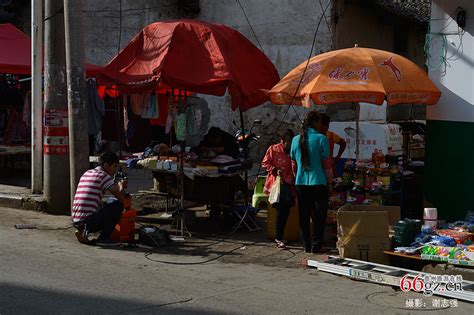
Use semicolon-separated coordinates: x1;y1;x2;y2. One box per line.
268;176;281;205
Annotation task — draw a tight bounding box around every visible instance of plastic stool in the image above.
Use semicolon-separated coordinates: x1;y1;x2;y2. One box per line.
252;176;269;209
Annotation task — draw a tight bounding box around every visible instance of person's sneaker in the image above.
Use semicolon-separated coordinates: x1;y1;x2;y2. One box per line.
95;238;120;247
74;229;90;245
312;245;329;254
303;244;312;253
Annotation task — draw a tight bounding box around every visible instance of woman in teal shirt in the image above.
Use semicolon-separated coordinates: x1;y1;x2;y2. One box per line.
290;111;329;253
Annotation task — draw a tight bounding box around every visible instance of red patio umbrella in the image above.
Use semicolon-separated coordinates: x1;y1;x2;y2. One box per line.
99;19;280;112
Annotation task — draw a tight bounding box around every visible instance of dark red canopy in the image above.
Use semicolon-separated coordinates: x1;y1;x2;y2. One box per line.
99;19;280;111
0;23;30;75
0;23;103;76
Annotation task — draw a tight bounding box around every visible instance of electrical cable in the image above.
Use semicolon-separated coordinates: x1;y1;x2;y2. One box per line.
43;7;63;22
138;220;267;265
254;0;332;178
37;226;74;231
114;0;124;157
318;0;335;49
236;0;264;52
82;2;179;14
424;7;465;72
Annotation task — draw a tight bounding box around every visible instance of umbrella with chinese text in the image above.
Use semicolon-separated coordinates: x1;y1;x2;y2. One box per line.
266;45;441;158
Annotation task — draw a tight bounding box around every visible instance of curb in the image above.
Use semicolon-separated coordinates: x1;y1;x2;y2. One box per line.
0;193;47;212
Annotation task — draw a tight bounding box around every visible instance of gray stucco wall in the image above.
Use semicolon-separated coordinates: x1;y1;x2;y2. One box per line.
82;0;334;159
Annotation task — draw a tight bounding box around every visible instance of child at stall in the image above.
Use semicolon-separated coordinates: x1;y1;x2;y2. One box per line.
262;129;295;249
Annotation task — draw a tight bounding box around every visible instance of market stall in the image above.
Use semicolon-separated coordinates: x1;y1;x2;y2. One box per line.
263;46;474;271
0;23;103;163
97;19;280;230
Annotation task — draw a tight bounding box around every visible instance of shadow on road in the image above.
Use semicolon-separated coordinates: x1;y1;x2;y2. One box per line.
0;283;226;314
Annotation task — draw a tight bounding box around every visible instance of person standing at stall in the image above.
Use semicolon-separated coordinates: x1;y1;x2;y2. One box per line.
262;129;295;249
290;111;330;253
320;113;346;177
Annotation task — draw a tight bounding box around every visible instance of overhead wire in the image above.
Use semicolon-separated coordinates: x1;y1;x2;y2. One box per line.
236;0;264;52
424;7;465;72
82;2;179;14
318;0;335;49
43;7;64;22
253;0;332;177
114;0;124;157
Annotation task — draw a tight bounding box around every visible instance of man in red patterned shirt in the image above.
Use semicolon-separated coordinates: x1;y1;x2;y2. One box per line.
262;129;295;248
72;152;127;246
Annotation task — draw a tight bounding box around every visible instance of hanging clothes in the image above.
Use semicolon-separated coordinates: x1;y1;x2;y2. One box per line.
123;96;136;148
22;91;30;128
131;93;149;116
141;92;160;119
175;112;186;141
4;107;20;144
87;79;105;136
21;91;31;141
149;93;169;126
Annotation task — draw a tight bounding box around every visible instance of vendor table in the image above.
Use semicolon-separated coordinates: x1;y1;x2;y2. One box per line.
152;169;245;207
0;145;30;156
0;145;30;168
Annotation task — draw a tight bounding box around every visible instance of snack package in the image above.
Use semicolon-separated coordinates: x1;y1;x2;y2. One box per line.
436;229;473;245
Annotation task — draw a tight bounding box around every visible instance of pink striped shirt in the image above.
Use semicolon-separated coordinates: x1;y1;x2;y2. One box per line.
72;166;115;223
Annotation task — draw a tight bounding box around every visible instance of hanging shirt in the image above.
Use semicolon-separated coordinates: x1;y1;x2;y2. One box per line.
261;143;295;194
290;128;329;186
87;79;105;136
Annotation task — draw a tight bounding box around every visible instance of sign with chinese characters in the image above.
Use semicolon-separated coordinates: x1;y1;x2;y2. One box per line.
44;109;69;156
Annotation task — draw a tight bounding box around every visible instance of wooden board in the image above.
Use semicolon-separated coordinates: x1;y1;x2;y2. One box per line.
384;250;423;260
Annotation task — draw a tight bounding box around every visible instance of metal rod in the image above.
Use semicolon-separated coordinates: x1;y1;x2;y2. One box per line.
239;109;249;206
355;102;360;160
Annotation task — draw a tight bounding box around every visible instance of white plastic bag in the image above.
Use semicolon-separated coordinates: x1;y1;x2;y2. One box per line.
268;176;281;205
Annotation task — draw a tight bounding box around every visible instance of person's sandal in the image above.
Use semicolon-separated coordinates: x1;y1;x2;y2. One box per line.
275;239;287;249
74;229;91;245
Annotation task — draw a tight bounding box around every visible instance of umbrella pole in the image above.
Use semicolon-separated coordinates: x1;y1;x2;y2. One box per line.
355;102;360;160
239;109;249;206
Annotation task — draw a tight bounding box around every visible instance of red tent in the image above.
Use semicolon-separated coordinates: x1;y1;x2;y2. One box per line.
0;23;30;75
0;23;103;76
99;19;280;112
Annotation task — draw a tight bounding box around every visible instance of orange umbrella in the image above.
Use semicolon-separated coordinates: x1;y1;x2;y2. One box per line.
267;46;441;107
266;46;441;159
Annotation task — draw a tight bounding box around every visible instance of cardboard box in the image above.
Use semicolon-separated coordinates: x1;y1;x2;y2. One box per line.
337;205;401;226
336;205;400;264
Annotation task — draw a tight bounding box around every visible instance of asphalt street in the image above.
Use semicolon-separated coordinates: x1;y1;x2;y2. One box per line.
0;207;473;314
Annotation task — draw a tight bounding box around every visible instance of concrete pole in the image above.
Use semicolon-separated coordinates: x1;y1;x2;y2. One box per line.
43;0;70;214
355;102;360;160
31;0;43;194
64;0;88;206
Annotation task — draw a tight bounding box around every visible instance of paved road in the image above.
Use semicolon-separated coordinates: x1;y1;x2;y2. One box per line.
0;207;472;314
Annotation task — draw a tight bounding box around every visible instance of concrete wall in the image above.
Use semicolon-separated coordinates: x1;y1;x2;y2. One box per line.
425;0;474;221
427;0;473;123
82;0;334;159
332;0;428;122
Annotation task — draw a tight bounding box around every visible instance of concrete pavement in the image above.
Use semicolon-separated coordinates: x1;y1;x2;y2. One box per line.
0;207;473;314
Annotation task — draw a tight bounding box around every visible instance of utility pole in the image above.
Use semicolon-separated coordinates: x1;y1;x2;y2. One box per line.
43;0;70;214
64;0;88;206
31;0;43;194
